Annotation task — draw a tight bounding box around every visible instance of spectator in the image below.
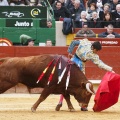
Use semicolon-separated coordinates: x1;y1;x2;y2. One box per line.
99;3;111;20
39;19;53;28
25;39;35;46
0;0;9;6
26;0;42;6
9;0;28;6
46;40;53;46
87;0;105;12
20;0;47;6
69;0;85;21
65;0;75;10
74;11;88;28
87;0;110;8
101;12;115;28
88;11;102;28
98;24;120;38
47;20;52;28
86;3;97;20
53;1;71;21
20;34;35;46
49;0;56;5
109;0;120;12
75;22;96;37
65;0;85;10
80;0;85;5
112;4;120;28
96;0;103;12
52;0;65;9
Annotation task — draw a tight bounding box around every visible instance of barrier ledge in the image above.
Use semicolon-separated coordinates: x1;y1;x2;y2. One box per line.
89;80;101;84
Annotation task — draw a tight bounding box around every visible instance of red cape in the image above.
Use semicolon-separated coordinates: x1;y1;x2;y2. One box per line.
93;72;120;112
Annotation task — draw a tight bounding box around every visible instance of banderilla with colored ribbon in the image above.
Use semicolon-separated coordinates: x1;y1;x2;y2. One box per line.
47;57;61;85
36;58;55;83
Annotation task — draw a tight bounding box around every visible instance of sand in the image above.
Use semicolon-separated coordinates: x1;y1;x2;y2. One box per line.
0;94;119;120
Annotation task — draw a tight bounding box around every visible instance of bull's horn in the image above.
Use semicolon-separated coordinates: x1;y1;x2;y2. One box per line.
86;83;95;95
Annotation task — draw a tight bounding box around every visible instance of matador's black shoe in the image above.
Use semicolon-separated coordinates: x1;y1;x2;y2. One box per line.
81;107;88;111
55;103;62;111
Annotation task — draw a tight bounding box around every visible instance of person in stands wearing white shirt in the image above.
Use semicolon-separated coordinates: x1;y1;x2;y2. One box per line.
0;0;9;6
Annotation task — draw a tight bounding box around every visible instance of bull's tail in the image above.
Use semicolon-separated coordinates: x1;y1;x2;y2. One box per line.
0;57;10;64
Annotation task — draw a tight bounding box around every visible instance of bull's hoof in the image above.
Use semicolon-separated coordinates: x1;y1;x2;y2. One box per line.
81;107;88;111
31;107;36;112
55;104;62;111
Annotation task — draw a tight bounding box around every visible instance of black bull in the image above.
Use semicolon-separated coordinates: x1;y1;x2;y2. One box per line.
0;54;95;112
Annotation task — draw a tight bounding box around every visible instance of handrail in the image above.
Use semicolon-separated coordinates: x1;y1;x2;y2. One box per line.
45;0;54;20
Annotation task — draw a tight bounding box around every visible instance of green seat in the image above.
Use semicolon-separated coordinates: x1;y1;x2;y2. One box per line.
36;28;56;45
3;27;36;44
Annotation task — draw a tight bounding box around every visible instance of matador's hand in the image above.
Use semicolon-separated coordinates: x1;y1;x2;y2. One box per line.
68;53;73;59
111;70;115;73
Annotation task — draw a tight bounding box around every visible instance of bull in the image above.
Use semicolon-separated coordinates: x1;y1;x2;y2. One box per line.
0;54;95;112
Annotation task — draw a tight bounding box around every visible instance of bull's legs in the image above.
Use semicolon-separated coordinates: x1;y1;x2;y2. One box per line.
0;80;17;93
63;94;75;112
55;94;75;111
31;86;54;112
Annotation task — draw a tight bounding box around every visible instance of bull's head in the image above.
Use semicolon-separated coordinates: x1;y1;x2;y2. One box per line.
74;82;95;108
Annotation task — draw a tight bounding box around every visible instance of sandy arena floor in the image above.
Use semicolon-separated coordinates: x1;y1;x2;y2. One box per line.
0;94;119;120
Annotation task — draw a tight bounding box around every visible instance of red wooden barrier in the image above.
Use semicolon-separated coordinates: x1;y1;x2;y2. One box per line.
0;46;119;79
74;37;120;46
14;46;68;57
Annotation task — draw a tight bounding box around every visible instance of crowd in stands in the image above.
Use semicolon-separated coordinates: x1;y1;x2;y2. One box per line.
0;0;47;6
75;23;120;38
1;0;120;28
50;0;120;28
1;0;120;41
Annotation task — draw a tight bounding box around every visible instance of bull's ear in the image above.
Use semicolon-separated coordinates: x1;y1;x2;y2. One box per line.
81;82;86;88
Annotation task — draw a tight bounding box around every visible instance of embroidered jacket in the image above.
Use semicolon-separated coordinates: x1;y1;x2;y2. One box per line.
68;38;112;71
